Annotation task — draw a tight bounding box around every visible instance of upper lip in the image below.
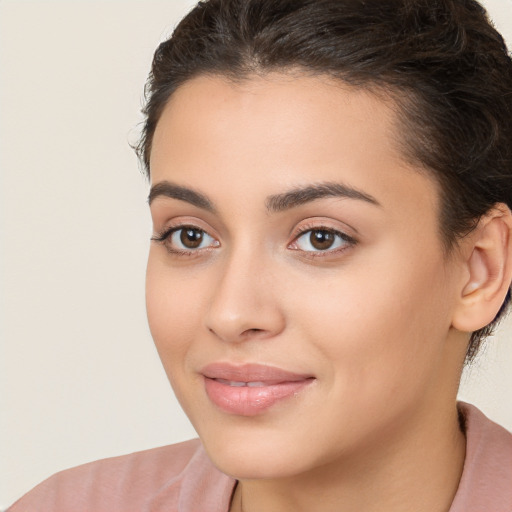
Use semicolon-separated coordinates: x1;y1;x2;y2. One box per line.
200;363;314;383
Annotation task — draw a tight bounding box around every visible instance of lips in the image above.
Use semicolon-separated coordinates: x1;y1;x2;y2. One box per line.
201;363;315;416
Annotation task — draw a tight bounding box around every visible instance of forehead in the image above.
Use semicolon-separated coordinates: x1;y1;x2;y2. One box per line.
152;73;402;167
150;73;440;229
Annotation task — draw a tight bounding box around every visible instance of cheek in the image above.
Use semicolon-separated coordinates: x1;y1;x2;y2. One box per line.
145;253;202;368
292;244;453;399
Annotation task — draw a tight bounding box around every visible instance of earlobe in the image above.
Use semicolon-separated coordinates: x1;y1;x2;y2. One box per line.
452;204;512;333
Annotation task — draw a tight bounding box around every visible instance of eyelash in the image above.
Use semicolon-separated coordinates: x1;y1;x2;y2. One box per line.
290;224;357;258
151;223;357;258
151;225;219;257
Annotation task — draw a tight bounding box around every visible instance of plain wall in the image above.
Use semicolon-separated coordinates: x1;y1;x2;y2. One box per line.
1;0;511;508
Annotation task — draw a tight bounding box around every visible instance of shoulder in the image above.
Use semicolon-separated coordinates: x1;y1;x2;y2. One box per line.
7;439;236;512
450;402;512;512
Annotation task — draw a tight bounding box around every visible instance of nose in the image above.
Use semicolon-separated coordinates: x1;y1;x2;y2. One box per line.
204;248;286;343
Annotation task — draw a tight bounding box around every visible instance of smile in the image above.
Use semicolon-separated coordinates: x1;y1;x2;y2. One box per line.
214;379;275;387
201;363;315;416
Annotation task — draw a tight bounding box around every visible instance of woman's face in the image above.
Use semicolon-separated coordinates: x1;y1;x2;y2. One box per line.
146;74;467;479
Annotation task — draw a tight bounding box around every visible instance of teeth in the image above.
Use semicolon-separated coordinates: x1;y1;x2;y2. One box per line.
230;381;246;387
215;379;267;387
215;379;245;386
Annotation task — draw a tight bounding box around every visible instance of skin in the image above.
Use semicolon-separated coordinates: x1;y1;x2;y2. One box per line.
146;73;479;512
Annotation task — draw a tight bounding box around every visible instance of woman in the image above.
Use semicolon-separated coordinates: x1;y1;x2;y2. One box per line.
8;0;512;510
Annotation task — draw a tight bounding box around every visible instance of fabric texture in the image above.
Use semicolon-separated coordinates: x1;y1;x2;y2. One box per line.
7;402;512;512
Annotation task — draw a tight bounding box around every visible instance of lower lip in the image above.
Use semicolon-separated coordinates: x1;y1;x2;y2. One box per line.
204;377;313;416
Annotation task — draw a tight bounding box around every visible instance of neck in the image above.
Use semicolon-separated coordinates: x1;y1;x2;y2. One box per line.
231;401;466;512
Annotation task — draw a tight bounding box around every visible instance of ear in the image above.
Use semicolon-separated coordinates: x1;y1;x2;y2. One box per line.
452;204;512;333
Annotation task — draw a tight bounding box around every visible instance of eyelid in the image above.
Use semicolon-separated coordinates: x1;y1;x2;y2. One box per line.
151;220;220;255
290;219;357;242
151;217;358;258
288;221;358;256
151;216;218;240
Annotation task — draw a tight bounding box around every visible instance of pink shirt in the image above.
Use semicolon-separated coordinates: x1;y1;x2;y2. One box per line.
7;403;512;511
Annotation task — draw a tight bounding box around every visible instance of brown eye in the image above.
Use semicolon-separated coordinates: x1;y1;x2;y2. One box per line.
309;230;335;250
291;227;355;254
152;225;219;254
180;227;204;248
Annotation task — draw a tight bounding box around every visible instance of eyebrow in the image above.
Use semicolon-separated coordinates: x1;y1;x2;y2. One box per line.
148;181;215;212
265;182;381;212
148;180;380;212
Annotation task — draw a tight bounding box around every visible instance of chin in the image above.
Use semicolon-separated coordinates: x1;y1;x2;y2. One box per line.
195;420;332;480
204;441;308;480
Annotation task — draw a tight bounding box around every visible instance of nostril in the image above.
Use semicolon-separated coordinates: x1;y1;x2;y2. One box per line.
239;328;269;339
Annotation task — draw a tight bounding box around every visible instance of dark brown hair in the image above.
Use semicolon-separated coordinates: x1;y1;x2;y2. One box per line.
136;0;512;361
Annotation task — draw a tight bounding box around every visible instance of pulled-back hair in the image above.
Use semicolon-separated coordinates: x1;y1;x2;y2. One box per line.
136;0;512;361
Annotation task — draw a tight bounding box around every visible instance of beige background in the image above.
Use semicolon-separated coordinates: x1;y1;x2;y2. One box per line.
1;0;511;508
